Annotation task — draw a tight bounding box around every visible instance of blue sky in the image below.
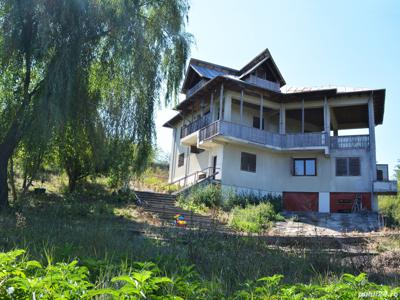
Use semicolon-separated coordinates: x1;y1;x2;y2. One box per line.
156;0;400;177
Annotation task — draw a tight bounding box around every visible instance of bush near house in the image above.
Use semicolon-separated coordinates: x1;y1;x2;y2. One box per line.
379;193;400;227
177;184;222;213
229;202;285;233
225;191;282;211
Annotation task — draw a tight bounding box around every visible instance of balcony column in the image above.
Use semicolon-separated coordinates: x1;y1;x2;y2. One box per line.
259;95;264;130
301;98;305;133
210;92;214;121
368;92;377;181
279;103;286;134
200;98;204;117
323;96;331;147
240;90;244;124
224;94;232;122
219;84;224;120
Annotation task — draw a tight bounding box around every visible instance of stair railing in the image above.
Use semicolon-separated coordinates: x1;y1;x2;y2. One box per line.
165;167;220;194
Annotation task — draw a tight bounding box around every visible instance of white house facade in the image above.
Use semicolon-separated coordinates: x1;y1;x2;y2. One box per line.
164;49;397;213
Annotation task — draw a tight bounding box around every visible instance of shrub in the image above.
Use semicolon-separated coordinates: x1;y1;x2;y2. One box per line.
225;191;282;212
379;193;400;227
2;249;398;299
177;184;222;213
229;202;284;233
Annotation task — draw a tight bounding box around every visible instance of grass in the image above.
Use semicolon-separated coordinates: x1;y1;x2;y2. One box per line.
1;177;400;297
379;192;400;227
2;250;399;299
229;202;285;233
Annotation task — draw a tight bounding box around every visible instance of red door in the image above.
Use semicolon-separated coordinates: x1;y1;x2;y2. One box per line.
330;193;371;213
283;192;319;212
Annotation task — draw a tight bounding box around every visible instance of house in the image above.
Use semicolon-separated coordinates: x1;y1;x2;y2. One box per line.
163;49;397;213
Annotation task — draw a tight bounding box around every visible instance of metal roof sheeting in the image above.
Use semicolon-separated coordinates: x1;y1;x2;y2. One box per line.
191;64;230;79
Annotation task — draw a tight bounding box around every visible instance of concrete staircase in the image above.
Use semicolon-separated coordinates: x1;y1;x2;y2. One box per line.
134;191;225;230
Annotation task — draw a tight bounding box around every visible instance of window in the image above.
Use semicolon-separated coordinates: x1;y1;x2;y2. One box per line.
190;145;204;154
293;159;316;176
336;157;360;176
241;152;256;173
252;116;265;130
177;153;184;167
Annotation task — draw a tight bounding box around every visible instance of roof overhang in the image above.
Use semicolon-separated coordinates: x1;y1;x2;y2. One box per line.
163;78;385;129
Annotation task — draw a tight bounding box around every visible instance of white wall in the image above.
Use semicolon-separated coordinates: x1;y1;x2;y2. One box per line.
220;143;372;193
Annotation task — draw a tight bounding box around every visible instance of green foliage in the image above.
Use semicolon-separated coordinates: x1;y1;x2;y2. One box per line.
379;194;400;227
0;250;92;299
229;202;285;233
225;190;282;211
1;249;399;299
234;273;400;300
0;0;192;205
177;184;222;213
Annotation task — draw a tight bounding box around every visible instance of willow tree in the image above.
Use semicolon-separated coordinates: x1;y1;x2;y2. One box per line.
0;0;191;208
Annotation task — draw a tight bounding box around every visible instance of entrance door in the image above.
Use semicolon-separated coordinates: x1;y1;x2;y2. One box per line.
212;156;217;178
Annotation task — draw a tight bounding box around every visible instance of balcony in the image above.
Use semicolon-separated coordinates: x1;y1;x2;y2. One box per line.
181;115;211;139
244;75;281;92
199;120;329;151
330;135;370;150
373;180;398;195
187;79;208;97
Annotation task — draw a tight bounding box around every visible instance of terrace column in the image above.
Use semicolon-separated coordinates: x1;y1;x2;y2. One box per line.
210;93;214;121
323;96;331;147
279;103;286;134
368;93;377;181
240;90;244;124
219;84;224;120
224;94;232;122
259;95;264;130
368;92;378;212
301;99;305;133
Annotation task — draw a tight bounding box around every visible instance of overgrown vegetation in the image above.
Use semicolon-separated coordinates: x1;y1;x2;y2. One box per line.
1;190;399;298
229;203;285;233
177;184;222;213
224;190;282;211
379;163;400;227
177;186;284;232
1;249;399;299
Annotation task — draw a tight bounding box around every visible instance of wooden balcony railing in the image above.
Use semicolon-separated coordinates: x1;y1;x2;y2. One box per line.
330;135;370;149
187;79;208;97
181;114;212;139
199;120;329;149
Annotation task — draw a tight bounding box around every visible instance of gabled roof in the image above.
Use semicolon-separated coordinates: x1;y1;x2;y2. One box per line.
181;48;286;93
239;48;286;86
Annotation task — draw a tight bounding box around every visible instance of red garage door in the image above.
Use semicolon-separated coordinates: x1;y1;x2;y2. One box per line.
283;192;319;212
330;193;371;213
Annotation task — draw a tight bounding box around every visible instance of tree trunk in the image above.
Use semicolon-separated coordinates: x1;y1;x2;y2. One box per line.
0;158;9;209
8;156;17;202
68;175;77;192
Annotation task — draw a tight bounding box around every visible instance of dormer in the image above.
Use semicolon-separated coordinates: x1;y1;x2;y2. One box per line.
239;49;285;92
181;59;238;97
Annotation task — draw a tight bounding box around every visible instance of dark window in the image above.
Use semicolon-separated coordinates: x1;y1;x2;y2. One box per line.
252;116;265;130
190;145;204;154
293;159;316;176
349;157;361;176
377;170;383;181
336;157;360;176
177;153;184;167
336;158;348;176
241;152;256;173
